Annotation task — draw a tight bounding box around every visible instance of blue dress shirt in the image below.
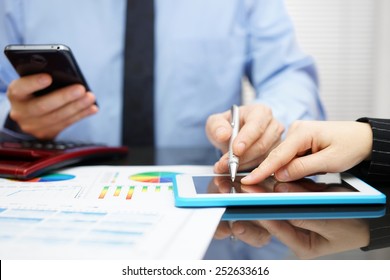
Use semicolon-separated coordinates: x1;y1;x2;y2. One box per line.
0;0;325;147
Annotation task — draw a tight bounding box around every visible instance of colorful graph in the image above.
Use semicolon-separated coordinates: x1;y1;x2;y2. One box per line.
98;186;109;199
13;173;76;183
97;185;172;200
129;172;178;183
126;186;135;200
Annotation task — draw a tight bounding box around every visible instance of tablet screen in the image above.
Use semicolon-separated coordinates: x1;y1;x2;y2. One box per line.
192;174;358;195
173;173;386;207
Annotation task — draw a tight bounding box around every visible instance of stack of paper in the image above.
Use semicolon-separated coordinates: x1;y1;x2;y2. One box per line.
0;165;224;259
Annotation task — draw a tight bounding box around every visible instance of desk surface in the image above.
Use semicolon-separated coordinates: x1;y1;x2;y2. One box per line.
104;147;390;260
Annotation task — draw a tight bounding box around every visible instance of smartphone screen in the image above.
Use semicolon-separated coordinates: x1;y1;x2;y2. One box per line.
4;44;90;97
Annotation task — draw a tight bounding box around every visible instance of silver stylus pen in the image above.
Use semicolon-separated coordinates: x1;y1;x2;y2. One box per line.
228;105;240;182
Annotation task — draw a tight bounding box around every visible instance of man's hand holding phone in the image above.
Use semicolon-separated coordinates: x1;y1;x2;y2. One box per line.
7;73;97;139
4;44;98;140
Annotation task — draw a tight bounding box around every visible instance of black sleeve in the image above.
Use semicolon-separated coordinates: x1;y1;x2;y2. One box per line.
361;214;390;251
349;118;390;251
349;118;390;182
360;181;390;251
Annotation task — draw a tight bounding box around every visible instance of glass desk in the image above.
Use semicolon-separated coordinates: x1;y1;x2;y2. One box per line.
105;147;390;260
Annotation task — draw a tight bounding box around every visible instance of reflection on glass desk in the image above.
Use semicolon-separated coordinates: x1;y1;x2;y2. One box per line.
75;147;390;260
221;205;386;221
103;147;219;166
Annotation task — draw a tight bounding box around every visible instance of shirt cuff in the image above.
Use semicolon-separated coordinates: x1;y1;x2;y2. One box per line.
356;117;390;177
2;114;34;140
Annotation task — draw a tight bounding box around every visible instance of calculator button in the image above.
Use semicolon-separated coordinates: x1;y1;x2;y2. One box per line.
1;142;23;149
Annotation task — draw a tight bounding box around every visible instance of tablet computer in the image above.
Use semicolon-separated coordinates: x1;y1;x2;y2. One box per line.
172;173;386;207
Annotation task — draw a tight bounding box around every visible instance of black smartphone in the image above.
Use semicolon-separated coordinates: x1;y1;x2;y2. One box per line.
4;44;91;97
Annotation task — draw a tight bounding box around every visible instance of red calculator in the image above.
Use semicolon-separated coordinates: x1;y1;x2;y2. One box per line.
0;131;128;180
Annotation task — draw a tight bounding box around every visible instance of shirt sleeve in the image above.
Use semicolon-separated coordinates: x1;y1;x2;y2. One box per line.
245;0;326;129
0;0;24;128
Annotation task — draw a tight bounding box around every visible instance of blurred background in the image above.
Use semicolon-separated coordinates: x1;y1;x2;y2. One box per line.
244;0;390;121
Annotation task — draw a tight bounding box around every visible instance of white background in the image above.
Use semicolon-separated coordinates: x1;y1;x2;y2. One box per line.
244;0;390;121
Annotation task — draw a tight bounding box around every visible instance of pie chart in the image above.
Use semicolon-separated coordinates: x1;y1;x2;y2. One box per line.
129;172;178;183
23;173;76;182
